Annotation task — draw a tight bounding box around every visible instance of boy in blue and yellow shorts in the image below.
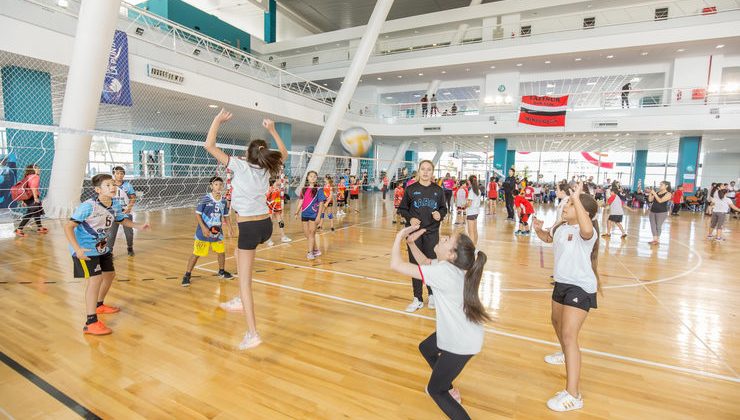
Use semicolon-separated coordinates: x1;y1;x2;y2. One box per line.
182;176;234;287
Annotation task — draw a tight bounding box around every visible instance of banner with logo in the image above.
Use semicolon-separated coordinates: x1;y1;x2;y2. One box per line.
101;30;133;106
518;95;568;127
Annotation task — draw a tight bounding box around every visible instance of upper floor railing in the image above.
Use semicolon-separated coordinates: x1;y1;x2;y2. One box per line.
358;86;740;121
266;2;740;69
21;0;342;109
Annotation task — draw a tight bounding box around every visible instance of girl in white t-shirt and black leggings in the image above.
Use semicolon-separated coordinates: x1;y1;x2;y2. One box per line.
532;182;600;412
205;109;288;350
465;175;481;246
390;225;489;420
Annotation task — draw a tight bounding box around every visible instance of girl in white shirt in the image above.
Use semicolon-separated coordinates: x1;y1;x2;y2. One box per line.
390;226;489;420
707;187;740;241
465;175;481;246
204;109;288;351
532;182;600;412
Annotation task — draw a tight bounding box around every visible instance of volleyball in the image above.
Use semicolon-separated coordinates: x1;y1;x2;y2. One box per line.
340;127;373;157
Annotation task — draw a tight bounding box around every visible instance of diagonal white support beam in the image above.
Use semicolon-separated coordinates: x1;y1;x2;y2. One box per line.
302;0;395;188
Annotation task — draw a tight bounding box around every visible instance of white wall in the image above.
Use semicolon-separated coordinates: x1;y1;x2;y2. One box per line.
701;152;740;186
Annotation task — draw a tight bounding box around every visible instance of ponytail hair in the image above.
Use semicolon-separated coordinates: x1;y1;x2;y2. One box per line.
468;175;480;196
449;233;491;324
558;182;571;196
247;139;283;177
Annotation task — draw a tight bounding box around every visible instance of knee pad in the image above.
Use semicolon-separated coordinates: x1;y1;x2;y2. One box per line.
278;221;285;229
328;213;333;220
321;213;325;219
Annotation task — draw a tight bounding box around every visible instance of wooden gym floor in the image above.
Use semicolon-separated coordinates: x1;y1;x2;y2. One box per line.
1;194;739;419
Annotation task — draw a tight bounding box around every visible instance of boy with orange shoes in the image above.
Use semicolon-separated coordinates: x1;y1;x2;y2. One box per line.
64;174;151;335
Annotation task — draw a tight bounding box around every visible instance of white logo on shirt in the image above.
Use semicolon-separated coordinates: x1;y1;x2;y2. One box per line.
95;264;102;272
572;297;579;303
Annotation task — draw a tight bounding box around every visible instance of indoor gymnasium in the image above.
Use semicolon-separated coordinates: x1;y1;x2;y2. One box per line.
1;0;740;418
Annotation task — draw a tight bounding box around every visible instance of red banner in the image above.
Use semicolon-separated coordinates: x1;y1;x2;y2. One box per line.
521;95;569;107
518;111;566;127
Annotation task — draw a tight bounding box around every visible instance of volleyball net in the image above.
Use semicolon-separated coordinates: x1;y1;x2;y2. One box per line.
0;121;412;222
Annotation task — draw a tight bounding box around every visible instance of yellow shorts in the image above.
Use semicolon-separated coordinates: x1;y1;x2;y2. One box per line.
193;240;225;257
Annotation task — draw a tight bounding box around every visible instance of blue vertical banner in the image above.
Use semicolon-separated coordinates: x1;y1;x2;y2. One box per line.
101;30;133;106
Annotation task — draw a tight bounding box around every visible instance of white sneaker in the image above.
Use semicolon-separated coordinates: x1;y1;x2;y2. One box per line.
281;236;292;243
313;249;322;256
428;295;436;310
307;251;315;260
405;298;424;313
547;390;583;412
544;351;565;365
266;239;275;246
219;296;243;312
238;332;262;350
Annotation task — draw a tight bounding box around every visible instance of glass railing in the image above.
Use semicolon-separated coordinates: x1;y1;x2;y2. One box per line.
369;86;740;121
267;3;739;69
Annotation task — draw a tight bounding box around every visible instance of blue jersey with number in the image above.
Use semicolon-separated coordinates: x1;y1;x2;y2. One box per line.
69;198;125;257
113;181;136;209
195;193;230;242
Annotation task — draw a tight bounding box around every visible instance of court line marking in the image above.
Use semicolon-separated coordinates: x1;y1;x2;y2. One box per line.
253;257;407;286
614;255;740;379
196;266;740;384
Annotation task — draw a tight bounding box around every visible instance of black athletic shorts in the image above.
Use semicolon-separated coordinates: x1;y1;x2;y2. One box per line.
301;216;317;222
466;214;478;220
349;194;359;200
72;252;114;279
552;282;597;312
237;217;273;250
608;215;623;223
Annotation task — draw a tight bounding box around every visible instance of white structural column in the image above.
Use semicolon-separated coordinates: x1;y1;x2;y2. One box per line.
381;140;412;187
431;146;444;167
44;0;122;217
303;0;394;184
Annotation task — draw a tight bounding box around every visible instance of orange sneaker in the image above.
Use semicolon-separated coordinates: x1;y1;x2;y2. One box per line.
95;304;120;314
83;321;112;335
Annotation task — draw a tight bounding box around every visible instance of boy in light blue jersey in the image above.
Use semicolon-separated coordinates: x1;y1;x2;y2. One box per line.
64;174;150;336
181;176;234;287
107;166;137;256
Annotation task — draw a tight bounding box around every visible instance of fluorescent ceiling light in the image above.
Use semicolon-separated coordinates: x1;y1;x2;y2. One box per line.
546;83;555;88
377;77;382;80
418;73;424;76
631;77;641;82
716;44;725;49
641;52;649;56
516;63;523;67
606;55;614;59
676;48;685;52
587;82;597;85
574;58;582;61
544;60;551;64
490;65;496;69
208;104;218;108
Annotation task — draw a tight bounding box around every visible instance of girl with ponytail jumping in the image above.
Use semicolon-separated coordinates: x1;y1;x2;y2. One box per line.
390;225;489;420
532;181;600;412
204;109;288;350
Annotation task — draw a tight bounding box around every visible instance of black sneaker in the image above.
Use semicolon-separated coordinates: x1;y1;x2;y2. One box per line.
331;227;335;231
218;269;233;279
181;274;191;287
127;247;135;257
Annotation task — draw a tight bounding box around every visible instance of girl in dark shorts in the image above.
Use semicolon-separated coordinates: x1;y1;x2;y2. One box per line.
533;182;600;412
204;109;288;351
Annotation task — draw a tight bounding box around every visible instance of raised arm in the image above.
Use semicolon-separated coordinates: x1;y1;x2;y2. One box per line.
390;225;425;278
406;228;431;264
263;119;289;162
532;217;552;243
571;182;593;240
204;109;233;166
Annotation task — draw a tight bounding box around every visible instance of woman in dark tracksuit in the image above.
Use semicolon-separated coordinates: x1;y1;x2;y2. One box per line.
398;160;447;313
